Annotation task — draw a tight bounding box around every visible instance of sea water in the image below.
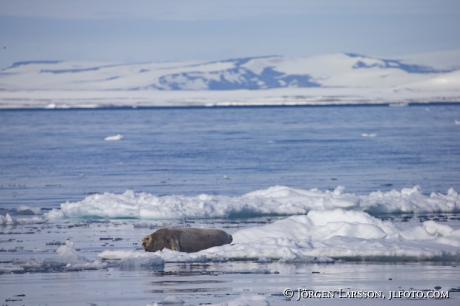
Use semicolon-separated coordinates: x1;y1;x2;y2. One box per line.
1;104;459;207
1;104;460;305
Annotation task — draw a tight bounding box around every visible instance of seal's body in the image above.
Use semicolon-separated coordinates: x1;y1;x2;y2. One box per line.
142;226;233;253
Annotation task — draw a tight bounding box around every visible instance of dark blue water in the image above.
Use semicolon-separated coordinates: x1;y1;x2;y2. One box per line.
1;104;459;208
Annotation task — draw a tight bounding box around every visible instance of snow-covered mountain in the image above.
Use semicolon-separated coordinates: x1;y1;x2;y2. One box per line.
2;51;460;91
0;50;459;108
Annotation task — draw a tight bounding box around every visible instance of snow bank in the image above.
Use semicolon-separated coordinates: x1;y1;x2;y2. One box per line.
44;186;460;220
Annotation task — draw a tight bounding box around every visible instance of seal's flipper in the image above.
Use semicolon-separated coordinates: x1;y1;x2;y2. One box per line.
170;237;180;251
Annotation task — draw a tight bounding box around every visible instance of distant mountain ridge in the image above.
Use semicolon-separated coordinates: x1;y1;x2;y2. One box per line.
344;53;456;74
148;56;321;90
1;51;459;92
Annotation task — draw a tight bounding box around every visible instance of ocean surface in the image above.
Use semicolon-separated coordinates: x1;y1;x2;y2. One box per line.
1;104;460;208
1;104;460;305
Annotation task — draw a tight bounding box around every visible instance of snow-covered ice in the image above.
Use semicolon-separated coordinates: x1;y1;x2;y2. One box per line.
44;186;460;220
99;208;460;263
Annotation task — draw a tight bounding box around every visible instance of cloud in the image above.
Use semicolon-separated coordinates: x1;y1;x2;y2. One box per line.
1;0;459;21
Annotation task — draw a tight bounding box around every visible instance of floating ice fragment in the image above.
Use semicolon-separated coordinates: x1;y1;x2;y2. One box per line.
53;240;89;264
3;214;16;225
104;134;123;141
361;133;377;137
7;240;109;272
0;213;47;225
161;296;184;305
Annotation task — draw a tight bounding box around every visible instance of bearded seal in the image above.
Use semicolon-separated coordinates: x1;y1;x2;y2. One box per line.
142;226;233;253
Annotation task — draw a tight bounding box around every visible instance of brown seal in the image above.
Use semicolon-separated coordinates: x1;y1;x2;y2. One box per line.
142;226;233;253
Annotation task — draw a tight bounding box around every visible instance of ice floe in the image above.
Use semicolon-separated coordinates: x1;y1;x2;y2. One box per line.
361;133;377;137
52;240;91;264
99;209;460;262
0;213;47;225
104;134;123;141
3;241;107;274
44;185;460;220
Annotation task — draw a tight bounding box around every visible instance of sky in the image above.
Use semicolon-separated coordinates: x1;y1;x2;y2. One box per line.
1;0;460;69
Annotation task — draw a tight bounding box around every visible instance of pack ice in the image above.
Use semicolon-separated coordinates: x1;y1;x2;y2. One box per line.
45;186;460;220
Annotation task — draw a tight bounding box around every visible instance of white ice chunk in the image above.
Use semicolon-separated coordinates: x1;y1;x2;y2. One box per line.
423;220;453;237
52;240;89;264
0;213;47;225
104;134;123;141
1;213;16;225
161;296;184;305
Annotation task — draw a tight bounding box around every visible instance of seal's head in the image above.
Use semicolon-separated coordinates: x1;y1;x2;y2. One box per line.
142;228;181;252
142;234;154;251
